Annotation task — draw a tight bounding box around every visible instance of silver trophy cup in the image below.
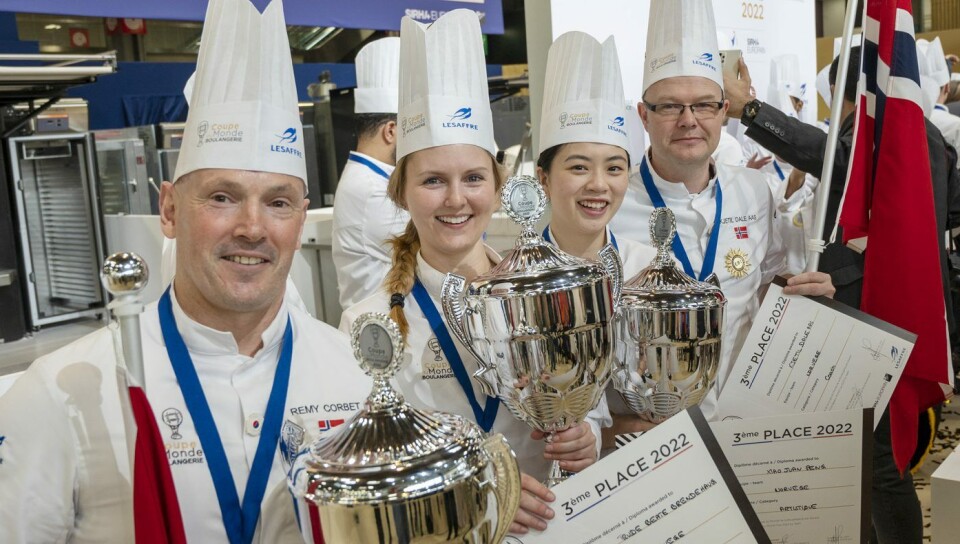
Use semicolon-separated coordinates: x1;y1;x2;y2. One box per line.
442;176;623;486
612;208;726;422
290;313;521;543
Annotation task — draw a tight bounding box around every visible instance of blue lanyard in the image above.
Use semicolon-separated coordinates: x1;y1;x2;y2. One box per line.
542;226;619;251
159;288;293;544
410;277;499;432
772;160;785;181
348;152;390;180
638;157;722;281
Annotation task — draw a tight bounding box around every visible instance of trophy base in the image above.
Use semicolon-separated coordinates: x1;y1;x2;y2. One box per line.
544;460;574;488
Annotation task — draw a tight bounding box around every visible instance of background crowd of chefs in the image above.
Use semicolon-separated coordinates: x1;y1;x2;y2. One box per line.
0;0;958;542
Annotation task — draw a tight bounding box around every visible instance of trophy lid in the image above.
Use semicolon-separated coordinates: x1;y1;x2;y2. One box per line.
621;208;726;311
299;313;490;505
470;175;612;296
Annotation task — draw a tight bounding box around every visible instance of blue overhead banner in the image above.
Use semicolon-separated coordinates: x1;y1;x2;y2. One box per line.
0;0;504;34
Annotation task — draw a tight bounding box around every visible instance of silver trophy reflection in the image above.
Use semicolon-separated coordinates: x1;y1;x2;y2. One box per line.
442;175;623;487
290;312;521;543
612;208;726;422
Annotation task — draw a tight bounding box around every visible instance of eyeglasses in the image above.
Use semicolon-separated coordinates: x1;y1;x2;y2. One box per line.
644;101;725;119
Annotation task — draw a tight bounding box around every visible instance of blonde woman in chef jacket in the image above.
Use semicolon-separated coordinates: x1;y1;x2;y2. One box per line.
0;1;371;542
338;10;607;536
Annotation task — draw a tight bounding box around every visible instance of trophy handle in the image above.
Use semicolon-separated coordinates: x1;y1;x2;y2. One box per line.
598;243;624;305
440;273;472;349
441;273;500;398
482;433;521;543
703;272;721;288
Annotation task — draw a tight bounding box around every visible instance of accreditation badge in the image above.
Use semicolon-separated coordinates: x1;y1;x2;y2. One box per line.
724;248;751;279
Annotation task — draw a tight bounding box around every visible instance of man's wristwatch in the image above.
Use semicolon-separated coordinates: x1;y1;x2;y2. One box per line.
741;99;762;126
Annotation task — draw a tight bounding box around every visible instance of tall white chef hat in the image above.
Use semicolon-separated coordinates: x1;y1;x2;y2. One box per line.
623;100;646;163
539;32;629;159
818;35;865;109
173;0;306;186
767;54;801;118
917;38;949;117
354;37;401;114
643;0;723;96
816;64;833;108
396;9;496;160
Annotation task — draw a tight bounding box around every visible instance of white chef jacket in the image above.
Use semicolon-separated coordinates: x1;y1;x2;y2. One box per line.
609;152;796;420
542;225;659;280
339;248;610;480
759;160;819;275
332;152;409;309
0;288;370;544
732;134;816;274
712;130;746;167
932;105;960;169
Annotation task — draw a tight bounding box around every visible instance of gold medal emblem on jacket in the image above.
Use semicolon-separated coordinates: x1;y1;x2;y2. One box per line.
724;248;751;279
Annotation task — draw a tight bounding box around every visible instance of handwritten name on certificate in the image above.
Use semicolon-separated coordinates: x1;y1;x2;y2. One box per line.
711;409;872;544
513;408;769;544
717;277;915;428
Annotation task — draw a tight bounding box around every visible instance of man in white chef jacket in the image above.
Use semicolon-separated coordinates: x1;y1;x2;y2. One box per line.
918;37;960;169
0;1;370;542
609;0;834;421
332;37;409;310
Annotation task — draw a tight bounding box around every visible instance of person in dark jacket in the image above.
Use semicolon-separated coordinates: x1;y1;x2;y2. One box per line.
724;47;960;544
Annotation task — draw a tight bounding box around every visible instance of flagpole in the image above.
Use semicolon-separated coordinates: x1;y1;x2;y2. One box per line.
101;252;149;390
805;0;862;273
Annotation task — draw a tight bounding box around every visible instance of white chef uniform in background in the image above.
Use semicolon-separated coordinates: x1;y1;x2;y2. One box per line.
332;38;409;309
0;1;370;542
610;0;798;421
918;37;960;168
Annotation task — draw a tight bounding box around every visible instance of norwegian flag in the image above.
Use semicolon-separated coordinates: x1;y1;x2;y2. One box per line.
734;226;748;239
128;383;187;543
317;419;345;432
838;0;953;473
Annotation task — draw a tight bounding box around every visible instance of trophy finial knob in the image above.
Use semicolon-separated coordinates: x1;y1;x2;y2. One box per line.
101;252;149;296
351;312;405;381
501;175;547;231
649;207;677;250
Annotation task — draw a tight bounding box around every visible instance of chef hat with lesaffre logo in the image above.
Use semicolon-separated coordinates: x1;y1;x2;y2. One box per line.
539;32;630;160
396;9;496;160
173;0;306;186
355;37;400;114
643;0;722;95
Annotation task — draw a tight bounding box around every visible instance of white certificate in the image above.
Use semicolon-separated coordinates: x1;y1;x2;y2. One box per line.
710;409;872;544
513;408;769;544
717;277;915;428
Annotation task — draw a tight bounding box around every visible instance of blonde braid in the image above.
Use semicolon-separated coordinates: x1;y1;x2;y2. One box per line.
383;156;418;341
384;221;420;341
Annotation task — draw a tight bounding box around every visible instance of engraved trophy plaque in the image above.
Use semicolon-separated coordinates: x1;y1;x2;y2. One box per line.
290;312;521;543
441;175;623;487
612;208;726;422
